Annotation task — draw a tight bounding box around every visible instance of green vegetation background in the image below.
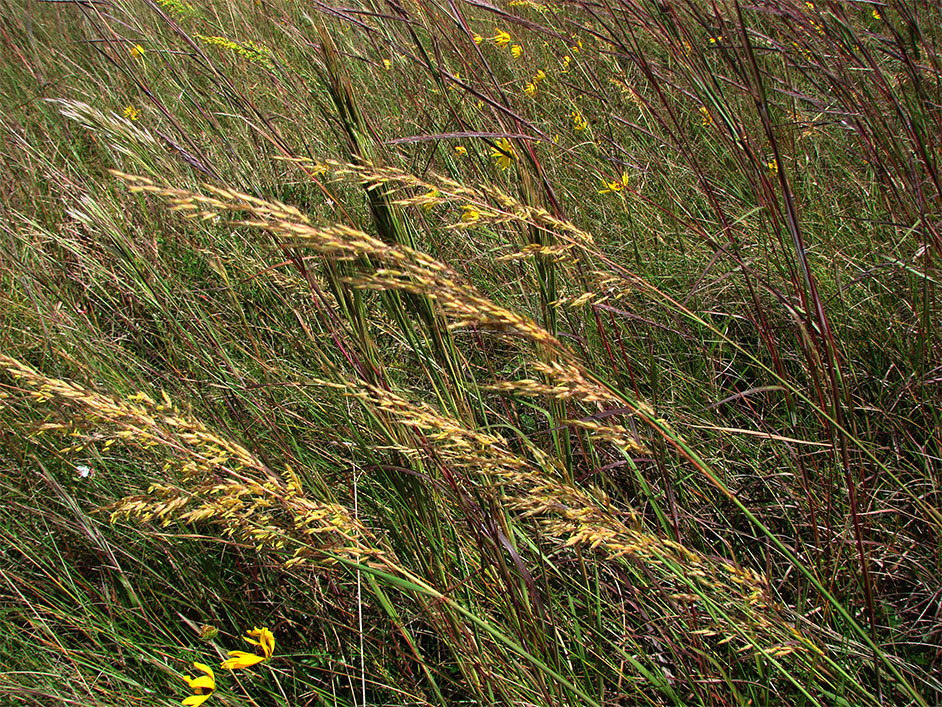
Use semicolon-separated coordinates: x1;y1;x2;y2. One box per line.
0;0;939;705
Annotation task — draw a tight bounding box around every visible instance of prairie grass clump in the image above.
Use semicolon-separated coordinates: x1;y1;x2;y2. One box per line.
0;0;939;705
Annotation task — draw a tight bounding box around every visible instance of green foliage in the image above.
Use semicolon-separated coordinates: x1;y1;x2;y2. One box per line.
0;0;940;705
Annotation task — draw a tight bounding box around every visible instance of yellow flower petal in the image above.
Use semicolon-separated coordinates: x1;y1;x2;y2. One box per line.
244;627;275;658
221;651;266;670
186;676;214;691
192;662;214;680
183;662;216;691
182;662;215;705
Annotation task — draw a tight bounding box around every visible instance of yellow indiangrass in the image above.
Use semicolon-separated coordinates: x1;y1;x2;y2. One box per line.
220;626;275;670
182;662;215;706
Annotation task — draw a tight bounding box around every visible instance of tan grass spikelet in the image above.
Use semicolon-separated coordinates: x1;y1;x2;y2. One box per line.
317;372;787;646
0;353;262;475
0;353;383;567
319;158;593;247
113;172;568;352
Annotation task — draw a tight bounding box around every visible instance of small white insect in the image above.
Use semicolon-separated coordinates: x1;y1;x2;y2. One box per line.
76;465;92;479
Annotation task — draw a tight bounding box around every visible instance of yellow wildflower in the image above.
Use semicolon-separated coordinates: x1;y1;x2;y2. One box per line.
562;55;571;70
473;33;484;45
494;29;511;46
571;110;588;132
524;81;537;96
383;58;391;70
455;145;467;156
244;626;275;658
461;205;481;223
491;137;517;169
420;188;440;212
182;662;215;707
220;651;265;670
533;69;546;83
871;8;881;19
511;44;523;57
571;37;583;52
123;105;140;121
709;35;723;45
221;626;274;670
699;106;713;126
129;44;145;59
766;158;779;176
805;1;814;9
598;172;630;194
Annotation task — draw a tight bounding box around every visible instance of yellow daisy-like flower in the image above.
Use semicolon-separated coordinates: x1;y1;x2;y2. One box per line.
123;105;140;121
461;205;481;223
182;662;215;707
511;44;523;58
244;626;275;658
473;33;484;45
420;188;440;212
524;81;537;96
129;44;145;59
699;106;713;126
454;145;467;156
494;29;511;46
383;58;391;70
221;626;275;670
871;8;881;20
491;137;517;170
766;158;779;176
571;110;588;132
533;69;546;83
598;172;630;194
